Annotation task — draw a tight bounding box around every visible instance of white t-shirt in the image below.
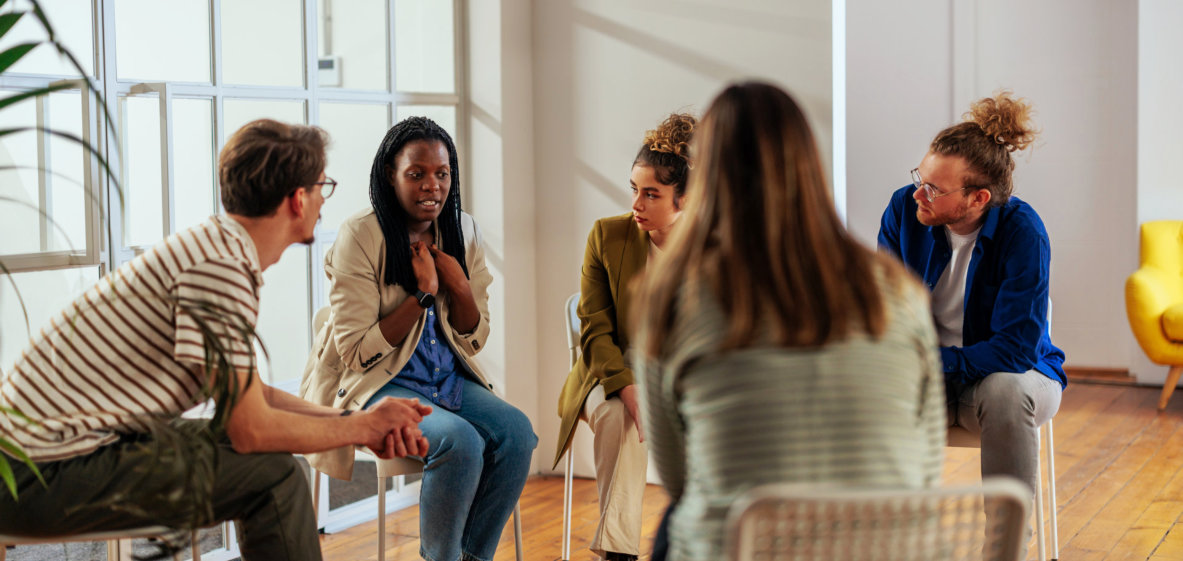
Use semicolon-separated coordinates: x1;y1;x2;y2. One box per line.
931;226;981;347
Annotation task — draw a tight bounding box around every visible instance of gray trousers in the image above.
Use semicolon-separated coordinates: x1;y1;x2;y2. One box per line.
0;428;320;561
949;370;1063;496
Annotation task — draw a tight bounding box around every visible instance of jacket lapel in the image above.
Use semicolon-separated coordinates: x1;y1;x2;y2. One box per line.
614;221;649;346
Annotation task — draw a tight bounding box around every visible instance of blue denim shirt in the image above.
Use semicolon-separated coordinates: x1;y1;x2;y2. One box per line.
388;306;466;410
878;185;1066;389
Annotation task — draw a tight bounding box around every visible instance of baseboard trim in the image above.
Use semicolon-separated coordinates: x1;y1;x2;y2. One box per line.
1064;366;1139;386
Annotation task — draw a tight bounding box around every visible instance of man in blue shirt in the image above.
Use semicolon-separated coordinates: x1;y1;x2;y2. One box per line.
877;93;1065;516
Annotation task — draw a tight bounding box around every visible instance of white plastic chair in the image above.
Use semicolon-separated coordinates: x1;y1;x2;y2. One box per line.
725;477;1031;561
948;421;1058;561
1;528;200;561
948;299;1059;561
560;292;581;561
310;306;524;561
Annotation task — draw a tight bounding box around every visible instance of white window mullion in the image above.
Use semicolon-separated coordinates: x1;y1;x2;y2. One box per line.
97;0;126;272
35;94;50;253
126;83;177;238
211;0;225;215
452;0;469;204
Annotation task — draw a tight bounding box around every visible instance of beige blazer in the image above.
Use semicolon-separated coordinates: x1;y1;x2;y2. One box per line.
298;208;493;481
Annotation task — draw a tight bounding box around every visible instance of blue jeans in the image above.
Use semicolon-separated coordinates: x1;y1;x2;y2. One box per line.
365;378;537;561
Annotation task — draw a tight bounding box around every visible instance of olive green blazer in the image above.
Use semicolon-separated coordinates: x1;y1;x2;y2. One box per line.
553;212;648;468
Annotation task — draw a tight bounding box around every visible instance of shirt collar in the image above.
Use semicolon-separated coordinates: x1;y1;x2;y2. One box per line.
214;214;265;287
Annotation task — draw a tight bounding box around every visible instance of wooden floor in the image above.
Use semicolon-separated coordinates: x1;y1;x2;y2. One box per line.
321;382;1183;561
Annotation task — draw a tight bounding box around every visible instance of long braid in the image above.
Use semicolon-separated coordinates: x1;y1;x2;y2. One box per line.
369;117;468;292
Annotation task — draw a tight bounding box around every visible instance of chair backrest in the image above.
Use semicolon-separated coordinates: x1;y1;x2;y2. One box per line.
1140;220;1183;273
726;477;1030;561
565;292;581;368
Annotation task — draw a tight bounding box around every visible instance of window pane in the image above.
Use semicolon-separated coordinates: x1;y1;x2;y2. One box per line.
317;0;386;90
120;95;164;248
46;91;86;252
395;105;456;140
395;0;454;93
0;0;94;76
0;96;41;256
115;0;211;83
0;92;87;256
0;266;101;372
222;0;303;88
255;246;309;385
222;99;305;142
318;102;388;230
173;98;215;232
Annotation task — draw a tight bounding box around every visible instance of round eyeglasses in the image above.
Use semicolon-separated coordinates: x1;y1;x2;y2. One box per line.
312;177;338;199
911;168;970;203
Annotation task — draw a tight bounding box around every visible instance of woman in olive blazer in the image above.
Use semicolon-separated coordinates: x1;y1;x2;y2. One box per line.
554;113;695;561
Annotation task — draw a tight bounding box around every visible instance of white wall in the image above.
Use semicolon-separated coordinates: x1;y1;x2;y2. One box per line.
530;0;832;476
847;0;1143;379
465;0;541;447
1136;0;1183;382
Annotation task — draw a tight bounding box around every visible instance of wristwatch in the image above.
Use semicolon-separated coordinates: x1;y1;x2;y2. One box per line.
413;290;436;309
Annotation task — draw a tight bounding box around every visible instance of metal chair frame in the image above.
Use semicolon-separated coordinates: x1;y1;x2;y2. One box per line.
560;292;580;560
948;421;1059;561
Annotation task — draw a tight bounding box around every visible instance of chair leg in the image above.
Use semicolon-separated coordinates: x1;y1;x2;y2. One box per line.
191;529;201;561
312;469;322;529
1035;428;1047;561
513;501;524;561
1159;365;1183;411
377;476;387;561
1045;420;1059;561
562;446;574;560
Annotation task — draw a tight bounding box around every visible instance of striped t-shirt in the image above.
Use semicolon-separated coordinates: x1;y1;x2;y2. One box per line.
0;215;263;462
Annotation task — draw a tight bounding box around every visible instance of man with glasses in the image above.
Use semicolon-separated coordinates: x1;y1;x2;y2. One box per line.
0;119;430;561
877;93;1065;549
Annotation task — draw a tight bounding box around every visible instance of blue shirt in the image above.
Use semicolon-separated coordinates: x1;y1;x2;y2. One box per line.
878;185;1066;389
388;306;466;410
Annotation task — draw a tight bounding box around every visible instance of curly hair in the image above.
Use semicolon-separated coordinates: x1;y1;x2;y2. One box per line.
369;116;468;292
633;112;697;200
930;90;1039;206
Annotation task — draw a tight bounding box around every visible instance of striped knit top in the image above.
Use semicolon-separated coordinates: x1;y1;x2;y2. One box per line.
0;215;263;462
639;272;946;561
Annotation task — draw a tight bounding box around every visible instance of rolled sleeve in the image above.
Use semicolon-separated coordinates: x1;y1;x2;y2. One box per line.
173;259;259;372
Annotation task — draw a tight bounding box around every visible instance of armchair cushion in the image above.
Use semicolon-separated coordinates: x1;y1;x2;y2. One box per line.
1164;304;1183;342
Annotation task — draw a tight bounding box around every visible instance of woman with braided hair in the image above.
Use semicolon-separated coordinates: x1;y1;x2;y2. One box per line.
301;116;537;561
554;112;696;561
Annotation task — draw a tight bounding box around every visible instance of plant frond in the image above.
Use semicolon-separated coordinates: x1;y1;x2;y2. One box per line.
0;41;36;74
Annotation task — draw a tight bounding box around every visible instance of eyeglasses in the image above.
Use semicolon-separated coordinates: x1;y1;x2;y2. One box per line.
911;168;969;203
312;177;337;199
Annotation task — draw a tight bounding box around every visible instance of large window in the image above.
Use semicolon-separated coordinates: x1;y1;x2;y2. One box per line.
0;0;463;555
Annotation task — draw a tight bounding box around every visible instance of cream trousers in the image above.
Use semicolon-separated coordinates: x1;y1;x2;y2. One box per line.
582;385;648;557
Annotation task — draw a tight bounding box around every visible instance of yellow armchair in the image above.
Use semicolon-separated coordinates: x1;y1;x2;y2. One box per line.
1126;220;1183;410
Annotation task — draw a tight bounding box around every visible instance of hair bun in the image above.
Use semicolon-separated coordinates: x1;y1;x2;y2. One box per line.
643;113;696;163
965;91;1038;152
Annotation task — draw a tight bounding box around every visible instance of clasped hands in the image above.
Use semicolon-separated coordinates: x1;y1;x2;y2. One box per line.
363;396;434;459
